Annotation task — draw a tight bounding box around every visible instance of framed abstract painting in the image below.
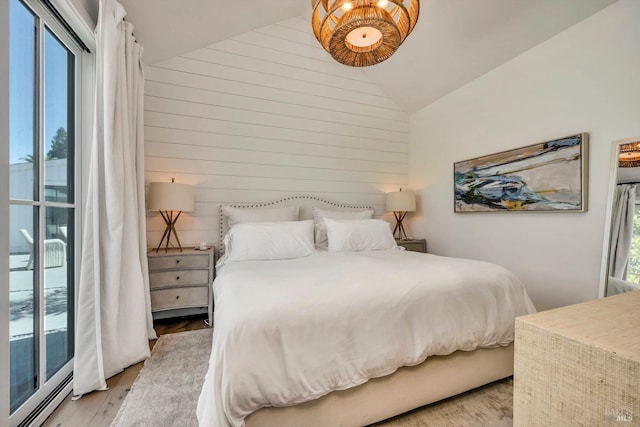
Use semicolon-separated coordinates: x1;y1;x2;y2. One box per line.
454;133;588;212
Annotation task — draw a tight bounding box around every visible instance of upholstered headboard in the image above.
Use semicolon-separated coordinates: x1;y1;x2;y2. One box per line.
217;195;373;255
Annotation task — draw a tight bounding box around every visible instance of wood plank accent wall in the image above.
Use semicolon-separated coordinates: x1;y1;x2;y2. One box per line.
144;17;410;248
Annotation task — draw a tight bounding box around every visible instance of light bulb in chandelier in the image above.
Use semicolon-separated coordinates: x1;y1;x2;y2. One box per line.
311;0;420;67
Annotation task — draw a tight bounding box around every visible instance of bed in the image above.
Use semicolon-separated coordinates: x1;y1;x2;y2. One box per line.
197;196;536;427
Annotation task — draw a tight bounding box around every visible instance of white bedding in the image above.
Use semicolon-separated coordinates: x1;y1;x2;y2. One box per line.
197;250;536;427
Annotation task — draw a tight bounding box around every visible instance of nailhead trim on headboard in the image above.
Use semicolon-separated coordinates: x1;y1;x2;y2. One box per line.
218;195;373;256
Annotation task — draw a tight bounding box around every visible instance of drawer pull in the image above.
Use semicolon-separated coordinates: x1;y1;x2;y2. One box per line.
176;260;180;264
176;276;180;280
176;296;180;300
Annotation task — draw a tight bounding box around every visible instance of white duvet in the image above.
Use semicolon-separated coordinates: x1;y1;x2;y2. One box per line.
197;250;536;427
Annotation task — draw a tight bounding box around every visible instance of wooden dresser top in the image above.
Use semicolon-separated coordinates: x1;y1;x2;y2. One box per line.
516;290;640;361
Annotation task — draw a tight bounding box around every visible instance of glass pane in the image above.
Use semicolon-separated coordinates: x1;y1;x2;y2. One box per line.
10;204;38;413
44;207;74;379
44;29;74;203
9;0;37;201
626;206;640;284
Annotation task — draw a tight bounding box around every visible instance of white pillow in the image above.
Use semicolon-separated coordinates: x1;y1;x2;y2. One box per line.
222;205;300;229
312;207;374;249
221;220;315;265
324;218;397;252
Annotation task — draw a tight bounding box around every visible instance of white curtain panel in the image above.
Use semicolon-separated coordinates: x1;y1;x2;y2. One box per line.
608;184;637;280
73;0;156;397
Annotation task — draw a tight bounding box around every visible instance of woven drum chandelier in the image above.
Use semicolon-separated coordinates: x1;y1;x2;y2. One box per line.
312;0;420;67
619;142;640;168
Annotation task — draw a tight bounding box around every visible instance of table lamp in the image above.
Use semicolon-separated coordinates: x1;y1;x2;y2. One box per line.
386;189;416;240
147;178;195;253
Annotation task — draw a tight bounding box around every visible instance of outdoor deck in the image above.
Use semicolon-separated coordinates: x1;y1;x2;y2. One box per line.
10;253;71;412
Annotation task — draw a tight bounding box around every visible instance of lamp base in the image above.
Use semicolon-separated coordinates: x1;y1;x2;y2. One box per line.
155;210;185;253
393;211;409;240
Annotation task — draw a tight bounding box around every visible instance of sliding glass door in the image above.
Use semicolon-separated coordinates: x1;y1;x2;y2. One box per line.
8;0;83;423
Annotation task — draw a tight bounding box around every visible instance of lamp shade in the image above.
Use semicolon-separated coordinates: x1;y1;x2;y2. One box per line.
386;190;416;212
147;181;195;212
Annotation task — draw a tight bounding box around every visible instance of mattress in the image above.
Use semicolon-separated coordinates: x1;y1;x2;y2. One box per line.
197;249;536;427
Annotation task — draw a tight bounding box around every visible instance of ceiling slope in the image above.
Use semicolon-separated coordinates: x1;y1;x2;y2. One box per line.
117;0;617;113
360;0;619;112
118;0;304;65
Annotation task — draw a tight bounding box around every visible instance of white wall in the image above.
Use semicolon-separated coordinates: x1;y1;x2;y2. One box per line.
144;17;409;248
65;0;96;29
408;0;640;311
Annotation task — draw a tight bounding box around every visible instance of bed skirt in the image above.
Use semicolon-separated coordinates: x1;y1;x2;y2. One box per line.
246;343;514;427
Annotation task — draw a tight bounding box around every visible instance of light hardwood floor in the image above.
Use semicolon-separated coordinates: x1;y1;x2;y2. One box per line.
42;315;208;427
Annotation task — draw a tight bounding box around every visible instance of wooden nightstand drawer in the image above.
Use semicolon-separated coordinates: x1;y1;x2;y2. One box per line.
396;239;427;253
147;248;215;325
149;269;210;289
148;253;210;270
150;286;209;312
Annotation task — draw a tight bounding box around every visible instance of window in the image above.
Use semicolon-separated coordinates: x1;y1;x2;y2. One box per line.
7;0;90;424
626;205;640;283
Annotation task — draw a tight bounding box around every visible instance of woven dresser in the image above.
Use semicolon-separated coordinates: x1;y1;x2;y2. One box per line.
514;291;640;426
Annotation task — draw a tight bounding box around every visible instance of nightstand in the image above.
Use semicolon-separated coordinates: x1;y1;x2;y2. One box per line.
396;238;427;253
147;247;215;326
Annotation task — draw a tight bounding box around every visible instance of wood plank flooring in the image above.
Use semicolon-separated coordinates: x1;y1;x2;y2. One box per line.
42;315;208;427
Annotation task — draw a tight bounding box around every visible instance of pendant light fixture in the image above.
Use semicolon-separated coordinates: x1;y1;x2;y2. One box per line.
619;142;640;168
312;0;420;67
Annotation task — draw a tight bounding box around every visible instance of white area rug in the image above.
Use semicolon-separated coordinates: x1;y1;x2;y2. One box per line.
112;329;512;426
111;329;212;427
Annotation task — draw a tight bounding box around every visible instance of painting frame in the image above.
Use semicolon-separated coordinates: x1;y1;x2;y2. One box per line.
453;133;588;213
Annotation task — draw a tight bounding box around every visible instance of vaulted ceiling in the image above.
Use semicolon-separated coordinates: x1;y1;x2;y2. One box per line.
96;0;618;113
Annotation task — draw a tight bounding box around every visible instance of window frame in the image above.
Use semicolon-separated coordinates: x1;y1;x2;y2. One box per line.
625;202;640;284
3;0;95;425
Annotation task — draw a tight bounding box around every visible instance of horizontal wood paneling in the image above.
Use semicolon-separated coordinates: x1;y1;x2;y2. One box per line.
146;143;405;174
182;48;383;96
145;159;407;185
209;39;361;82
145;67;406;121
145;81;406;132
153;56;399;111
144;126;407;162
144;16;409;249
145;96;406;142
145;111;405;153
